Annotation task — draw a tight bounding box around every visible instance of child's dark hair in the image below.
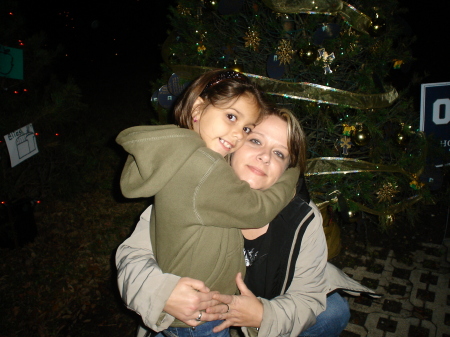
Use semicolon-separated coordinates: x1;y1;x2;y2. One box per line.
174;69;267;129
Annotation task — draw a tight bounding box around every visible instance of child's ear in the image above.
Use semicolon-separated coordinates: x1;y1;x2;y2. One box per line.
191;97;205;120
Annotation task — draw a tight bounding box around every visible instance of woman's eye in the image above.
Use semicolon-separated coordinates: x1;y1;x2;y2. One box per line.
227;114;237;122
243;127;252;134
250;139;261;145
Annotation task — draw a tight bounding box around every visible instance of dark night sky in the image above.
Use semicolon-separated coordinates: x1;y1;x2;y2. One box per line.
397;0;449;84
17;0;450;99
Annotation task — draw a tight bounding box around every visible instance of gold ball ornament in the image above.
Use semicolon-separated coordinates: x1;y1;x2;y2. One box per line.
351;127;371;146
395;130;410;146
299;47;316;65
380;214;395;227
230;61;244;73
348;210;361;223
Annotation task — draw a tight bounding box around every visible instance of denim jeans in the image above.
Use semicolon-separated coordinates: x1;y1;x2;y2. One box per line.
144;293;348;337
160;320;229;337
299;292;350;337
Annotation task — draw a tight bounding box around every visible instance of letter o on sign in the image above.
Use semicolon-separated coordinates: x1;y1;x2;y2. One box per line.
433;98;450;125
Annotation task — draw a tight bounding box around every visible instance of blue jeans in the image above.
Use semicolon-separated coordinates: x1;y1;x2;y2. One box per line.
161;321;229;337
299;292;350;337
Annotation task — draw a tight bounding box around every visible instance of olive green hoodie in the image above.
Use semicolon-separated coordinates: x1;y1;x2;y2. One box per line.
116;125;299;300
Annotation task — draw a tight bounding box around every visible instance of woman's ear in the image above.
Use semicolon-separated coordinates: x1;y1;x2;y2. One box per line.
191;97;204;121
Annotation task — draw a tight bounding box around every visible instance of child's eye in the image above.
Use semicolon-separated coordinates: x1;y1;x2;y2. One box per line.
227;114;237;122
243;127;252;134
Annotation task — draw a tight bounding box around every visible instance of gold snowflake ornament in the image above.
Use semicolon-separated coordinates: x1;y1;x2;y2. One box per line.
376;183;398;203
276;39;295;65
243;29;261;51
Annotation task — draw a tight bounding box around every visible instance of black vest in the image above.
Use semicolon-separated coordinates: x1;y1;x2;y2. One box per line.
244;178;315;299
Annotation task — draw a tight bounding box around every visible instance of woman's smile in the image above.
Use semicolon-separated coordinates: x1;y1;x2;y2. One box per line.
246;165;266;177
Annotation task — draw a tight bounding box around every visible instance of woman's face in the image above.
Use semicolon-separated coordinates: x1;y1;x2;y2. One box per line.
231;115;290;190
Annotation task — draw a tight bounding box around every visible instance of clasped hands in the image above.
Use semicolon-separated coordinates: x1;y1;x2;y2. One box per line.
163;272;263;332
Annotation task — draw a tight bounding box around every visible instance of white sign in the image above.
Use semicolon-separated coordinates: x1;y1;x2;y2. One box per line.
3;124;39;167
420;82;450;166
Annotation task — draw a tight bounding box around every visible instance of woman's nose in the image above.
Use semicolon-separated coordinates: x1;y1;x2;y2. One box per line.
257;152;270;164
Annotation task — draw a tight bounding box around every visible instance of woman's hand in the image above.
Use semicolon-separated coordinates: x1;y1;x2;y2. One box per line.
206;273;264;332
163;277;222;326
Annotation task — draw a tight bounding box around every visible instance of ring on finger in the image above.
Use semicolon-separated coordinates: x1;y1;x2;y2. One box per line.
195;311;203;322
225;304;230;313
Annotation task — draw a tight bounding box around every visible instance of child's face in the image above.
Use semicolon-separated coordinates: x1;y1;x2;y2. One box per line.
192;94;260;157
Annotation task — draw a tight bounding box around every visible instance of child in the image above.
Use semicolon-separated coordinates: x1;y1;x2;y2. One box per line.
116;69;299;334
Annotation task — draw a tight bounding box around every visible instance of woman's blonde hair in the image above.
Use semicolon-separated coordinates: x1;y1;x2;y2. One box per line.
173;69;267;128
268;107;306;174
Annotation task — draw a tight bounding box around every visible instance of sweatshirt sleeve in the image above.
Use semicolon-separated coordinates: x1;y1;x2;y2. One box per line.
115;206;178;331
116;125;300;230
256;202;328;337
192;149;300;229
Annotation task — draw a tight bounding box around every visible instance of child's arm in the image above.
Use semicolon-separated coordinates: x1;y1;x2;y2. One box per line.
192;151;299;228
116;125;299;229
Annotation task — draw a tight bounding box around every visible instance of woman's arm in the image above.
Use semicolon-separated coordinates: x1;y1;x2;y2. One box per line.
257;203;327;337
208;201;328;337
116;206;222;331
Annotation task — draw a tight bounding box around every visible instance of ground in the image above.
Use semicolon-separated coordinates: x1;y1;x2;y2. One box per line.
1;181;447;337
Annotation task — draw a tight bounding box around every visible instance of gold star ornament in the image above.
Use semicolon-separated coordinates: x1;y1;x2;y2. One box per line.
376;183;398;203
276;39;295;65
243;28;261;51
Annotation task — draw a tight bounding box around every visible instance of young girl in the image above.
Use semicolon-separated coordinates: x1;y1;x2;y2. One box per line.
116;69;299;336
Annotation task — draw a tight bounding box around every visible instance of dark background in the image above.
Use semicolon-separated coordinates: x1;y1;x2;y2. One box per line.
17;0;450;109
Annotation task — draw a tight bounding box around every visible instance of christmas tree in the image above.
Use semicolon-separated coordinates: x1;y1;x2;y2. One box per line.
151;0;442;229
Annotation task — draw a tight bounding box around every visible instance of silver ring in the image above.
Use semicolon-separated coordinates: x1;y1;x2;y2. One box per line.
225;304;230;313
195;311;203;322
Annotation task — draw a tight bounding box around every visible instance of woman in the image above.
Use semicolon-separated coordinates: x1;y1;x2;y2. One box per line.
116;109;378;337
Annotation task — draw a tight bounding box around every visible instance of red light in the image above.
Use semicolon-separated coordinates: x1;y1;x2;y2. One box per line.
23;88;28;92
14;90;19;94
35;133;39;136
55;133;59;136
9;12;13;16
1;201;6;204
36;200;41;204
